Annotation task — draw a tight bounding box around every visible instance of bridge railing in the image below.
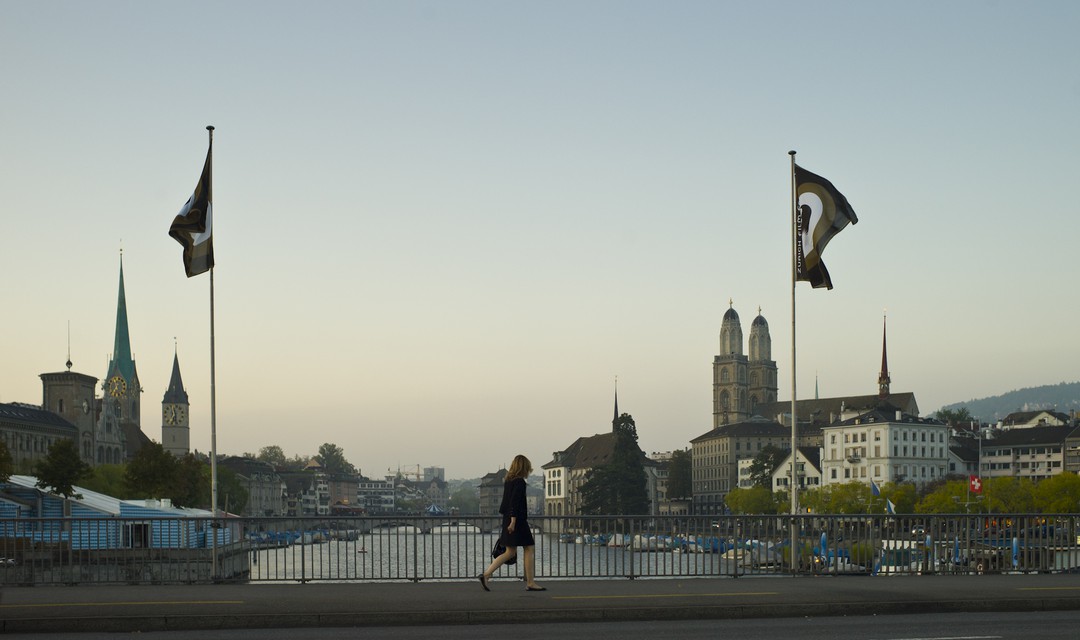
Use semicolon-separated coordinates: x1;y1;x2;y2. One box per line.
2;513;1077;585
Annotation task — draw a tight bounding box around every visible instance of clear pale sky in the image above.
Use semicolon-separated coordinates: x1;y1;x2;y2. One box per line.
3;1;1077;480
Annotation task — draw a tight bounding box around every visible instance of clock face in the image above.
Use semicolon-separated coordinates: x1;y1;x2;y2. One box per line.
164;405;186;425
107;376;127;398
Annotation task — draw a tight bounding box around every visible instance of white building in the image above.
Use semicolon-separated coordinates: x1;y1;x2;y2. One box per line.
771;447;823;493
820;404;948;488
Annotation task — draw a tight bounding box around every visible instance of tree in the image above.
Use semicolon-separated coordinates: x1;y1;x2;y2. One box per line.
217;466;249;514
316;443;356;475
666;449;693;500
172;454;212;509
0;440;13;483
801;482;883;515
725;486;780;514
81;464;129;498
1033;473;1080;513
256;445;288;470
124;442;179;500
935;407;973;426
982;477;1036;513
579;413;650;515
33;438;91;499
748;445;788;489
448;484;480;514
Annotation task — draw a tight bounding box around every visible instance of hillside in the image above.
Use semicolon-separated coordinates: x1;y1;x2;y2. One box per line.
939;381;1080;422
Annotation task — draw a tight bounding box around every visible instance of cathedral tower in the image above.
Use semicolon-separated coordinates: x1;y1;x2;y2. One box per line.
713;301;749;427
162;348;191;457
747;307;778;415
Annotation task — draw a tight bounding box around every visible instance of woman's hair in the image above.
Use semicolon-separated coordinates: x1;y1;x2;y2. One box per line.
505;454;532;481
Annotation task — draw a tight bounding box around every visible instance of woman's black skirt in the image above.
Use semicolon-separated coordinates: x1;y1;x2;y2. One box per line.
499;515;535;547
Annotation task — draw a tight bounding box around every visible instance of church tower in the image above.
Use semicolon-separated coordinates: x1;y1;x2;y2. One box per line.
99;254;139;464
162;348;191;457
713;301;749;427
747;307;778;415
40;341;99;466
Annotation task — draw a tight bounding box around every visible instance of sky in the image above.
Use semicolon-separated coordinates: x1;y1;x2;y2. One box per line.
2;1;1078;480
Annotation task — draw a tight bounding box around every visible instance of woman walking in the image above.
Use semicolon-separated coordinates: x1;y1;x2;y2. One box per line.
479;454;545;591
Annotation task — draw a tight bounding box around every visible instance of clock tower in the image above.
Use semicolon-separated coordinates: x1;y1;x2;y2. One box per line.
162;348;191;457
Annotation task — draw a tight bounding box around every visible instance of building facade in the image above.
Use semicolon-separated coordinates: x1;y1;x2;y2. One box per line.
820;405;948;487
979;426;1068;480
690;417;792;514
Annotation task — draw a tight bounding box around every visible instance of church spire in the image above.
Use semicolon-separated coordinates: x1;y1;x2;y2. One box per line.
110;252;135;380
878;312;891;399
612;376;619;431
164;343;189;404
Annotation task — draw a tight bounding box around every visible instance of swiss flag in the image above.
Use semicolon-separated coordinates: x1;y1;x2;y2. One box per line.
969;475;983;494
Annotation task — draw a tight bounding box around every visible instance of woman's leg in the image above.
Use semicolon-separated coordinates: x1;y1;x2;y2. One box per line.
523;545;540;587
483;546;517;580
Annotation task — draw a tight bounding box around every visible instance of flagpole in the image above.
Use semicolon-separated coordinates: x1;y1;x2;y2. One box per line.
207;124;219;578
788;149;799;572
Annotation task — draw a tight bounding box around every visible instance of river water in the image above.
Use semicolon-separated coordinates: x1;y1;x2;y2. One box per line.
247;531;760;582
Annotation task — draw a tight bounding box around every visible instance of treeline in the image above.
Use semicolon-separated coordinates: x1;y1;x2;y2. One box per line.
0;437;367;513
725;474;1080;515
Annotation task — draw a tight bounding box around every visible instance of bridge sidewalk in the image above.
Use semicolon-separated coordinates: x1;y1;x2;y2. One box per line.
4;573;1080;633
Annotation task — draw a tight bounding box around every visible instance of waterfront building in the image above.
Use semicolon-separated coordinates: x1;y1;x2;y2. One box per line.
0;475;227;548
979;425;1068;480
819;404;948;487
0;403;79;472
217;456;285;517
770;447;822;493
543;390;658;517
948;436;980;477
1064;427;1080;474
478;468;506;515
357;476;395;514
690;417;791;514
999;410;1071;429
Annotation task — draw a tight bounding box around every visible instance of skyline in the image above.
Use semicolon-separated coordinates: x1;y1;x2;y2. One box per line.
3;2;1078;479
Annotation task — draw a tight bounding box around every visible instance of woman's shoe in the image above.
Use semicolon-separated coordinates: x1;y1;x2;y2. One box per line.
525;585;546;591
478;574;490;591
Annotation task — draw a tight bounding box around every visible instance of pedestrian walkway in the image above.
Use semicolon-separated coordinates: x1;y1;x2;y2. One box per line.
3;573;1080;633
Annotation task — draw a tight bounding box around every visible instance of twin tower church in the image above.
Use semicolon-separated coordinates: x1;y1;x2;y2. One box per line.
38;257;191;467
712;303;778;427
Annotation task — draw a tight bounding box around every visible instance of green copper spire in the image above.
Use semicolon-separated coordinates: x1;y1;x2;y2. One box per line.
108;254;137;383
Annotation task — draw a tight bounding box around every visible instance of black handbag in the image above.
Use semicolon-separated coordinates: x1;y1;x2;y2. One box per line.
491;539;517;565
